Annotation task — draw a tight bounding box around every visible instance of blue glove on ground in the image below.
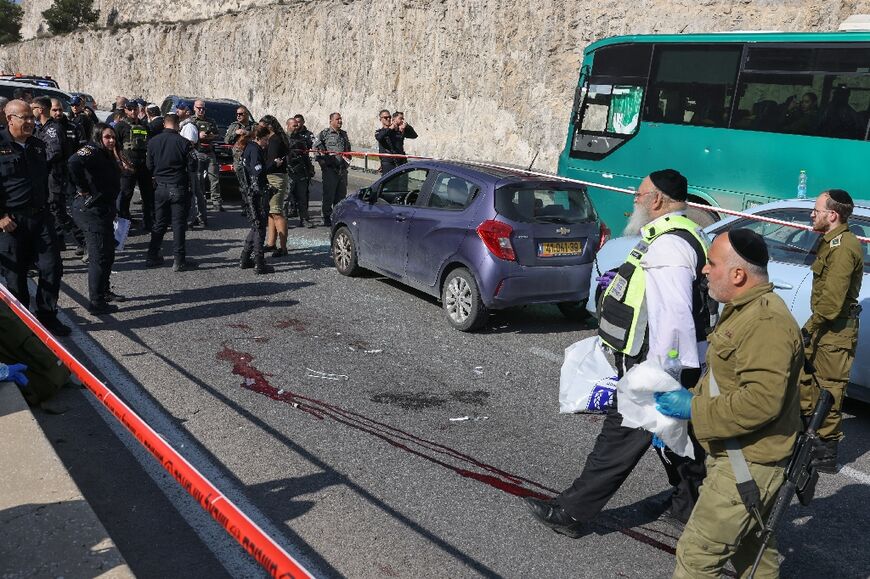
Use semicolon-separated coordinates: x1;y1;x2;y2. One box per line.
596;270;617;290
0;363;29;386
651;435;665;449
654;389;692;420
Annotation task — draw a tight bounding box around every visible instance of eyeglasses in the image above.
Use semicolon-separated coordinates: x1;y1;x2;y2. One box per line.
810;208;834;216
236;111;246;116
8;114;35;122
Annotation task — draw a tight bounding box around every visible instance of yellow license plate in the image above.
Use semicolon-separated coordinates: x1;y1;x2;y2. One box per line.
538;241;583;257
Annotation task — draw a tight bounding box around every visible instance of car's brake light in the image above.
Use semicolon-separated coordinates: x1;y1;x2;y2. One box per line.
598;221;611;251
477;220;516;261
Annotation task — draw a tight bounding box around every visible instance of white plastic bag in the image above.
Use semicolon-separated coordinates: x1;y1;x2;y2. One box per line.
114;217;131;251
559;337;618;414
617;361;694;458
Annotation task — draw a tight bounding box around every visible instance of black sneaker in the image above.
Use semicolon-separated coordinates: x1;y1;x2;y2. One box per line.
173;257;197;272
145;255;164;268
105;291;127;303
88;302;118;315
37;314;72;337
74;244;86;256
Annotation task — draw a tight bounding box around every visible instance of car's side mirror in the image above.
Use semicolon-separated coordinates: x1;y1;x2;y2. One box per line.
360;187;375;203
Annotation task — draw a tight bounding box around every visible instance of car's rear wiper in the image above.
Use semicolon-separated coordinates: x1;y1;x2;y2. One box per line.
535;216;573;224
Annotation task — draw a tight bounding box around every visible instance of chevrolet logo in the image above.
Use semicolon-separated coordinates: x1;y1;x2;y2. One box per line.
556;227;571;236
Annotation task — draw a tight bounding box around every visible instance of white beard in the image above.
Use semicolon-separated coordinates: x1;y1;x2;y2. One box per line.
623;203;652;236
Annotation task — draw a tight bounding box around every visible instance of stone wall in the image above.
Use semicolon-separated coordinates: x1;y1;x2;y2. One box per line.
6;0;870;170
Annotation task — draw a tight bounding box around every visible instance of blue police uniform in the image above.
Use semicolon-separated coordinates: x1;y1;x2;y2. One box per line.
240;141;273;274
146;128;198;267
68;143;121;313
0;128;66;334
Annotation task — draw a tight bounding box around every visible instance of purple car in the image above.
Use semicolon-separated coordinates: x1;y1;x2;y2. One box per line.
330;161;609;331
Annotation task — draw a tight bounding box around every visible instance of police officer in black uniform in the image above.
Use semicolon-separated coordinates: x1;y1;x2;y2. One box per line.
0;100;70;336
115;101;154;232
240;126;275;275
69;123;125;315
33;97;86;255
145;114;198;271
69;96;93;146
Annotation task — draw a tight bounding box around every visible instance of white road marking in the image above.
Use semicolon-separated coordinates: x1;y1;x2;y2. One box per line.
839;465;870;485
55;308;317;578
529;347;562;364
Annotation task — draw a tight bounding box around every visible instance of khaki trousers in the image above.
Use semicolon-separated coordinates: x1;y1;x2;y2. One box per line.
800;320;858;441
674;455;785;579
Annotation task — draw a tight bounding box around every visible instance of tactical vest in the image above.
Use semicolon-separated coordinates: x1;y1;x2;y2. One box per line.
123;123;149;156
598;213;715;357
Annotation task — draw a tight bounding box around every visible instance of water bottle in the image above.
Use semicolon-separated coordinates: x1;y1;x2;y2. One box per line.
797;169;807;199
663;349;682;383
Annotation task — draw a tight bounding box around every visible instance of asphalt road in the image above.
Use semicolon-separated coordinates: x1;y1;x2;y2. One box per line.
35;170;870;579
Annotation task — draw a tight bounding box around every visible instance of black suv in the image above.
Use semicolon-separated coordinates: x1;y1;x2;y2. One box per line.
159;96;254;179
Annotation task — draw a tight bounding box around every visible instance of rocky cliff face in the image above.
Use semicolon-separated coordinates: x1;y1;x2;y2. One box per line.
5;0;869;170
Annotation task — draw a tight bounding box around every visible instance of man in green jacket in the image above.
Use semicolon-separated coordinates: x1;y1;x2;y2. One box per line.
655;229;802;578
800;189;863;472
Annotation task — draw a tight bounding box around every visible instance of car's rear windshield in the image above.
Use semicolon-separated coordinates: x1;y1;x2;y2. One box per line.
204;102;243;135
495;184;596;224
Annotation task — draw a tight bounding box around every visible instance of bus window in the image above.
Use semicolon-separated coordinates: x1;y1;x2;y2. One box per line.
643;45;742;128
733;45;870;140
569;43;651;159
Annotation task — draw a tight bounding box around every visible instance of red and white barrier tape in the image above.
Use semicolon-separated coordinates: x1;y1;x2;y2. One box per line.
0;285;314;579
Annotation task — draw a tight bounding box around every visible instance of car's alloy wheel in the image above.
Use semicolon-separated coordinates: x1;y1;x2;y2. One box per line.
442;268;487;331
332;227;360;276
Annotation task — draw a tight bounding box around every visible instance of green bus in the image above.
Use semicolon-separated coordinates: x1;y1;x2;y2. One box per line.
557;31;870;232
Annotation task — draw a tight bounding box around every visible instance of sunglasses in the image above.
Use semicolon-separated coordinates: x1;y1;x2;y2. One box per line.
236;112;246;116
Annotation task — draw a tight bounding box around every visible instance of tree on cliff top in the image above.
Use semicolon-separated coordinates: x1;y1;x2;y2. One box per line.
42;0;100;35
0;0;24;45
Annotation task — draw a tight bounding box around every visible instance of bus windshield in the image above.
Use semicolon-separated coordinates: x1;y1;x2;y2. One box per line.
558;34;870;232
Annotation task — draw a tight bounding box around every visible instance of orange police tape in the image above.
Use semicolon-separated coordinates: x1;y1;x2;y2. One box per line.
0;285;315;579
307;149;870;244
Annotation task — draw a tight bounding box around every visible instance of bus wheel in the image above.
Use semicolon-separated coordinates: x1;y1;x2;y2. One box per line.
687;204;720;227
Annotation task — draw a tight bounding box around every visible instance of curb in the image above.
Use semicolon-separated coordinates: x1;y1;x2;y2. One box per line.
0;381;134;578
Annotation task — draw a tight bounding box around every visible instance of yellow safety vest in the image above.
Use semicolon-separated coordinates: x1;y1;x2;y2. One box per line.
598;213;710;357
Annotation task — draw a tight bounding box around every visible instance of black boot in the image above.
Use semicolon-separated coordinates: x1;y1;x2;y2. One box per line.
812;438;839;474
240;250;254;269
254;254;274;275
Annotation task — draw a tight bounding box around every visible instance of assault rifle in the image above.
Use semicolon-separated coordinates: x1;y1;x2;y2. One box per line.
747;372;834;579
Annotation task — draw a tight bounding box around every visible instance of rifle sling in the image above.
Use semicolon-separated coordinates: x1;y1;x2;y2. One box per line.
708;369;763;514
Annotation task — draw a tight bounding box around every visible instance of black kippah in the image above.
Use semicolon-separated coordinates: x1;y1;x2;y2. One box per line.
649;169;688;202
728;228;769;268
827;189;853;206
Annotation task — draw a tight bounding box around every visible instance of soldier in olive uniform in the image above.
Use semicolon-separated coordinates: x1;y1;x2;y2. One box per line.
656;229;802;578
193;100;223;212
312;112;351;226
800;189;863;472
225;106;253;146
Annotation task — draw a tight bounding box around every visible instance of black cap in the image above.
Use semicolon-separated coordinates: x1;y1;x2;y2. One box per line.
123;101;137;111
728;228;769;268
827;189;854;206
649;169;688;202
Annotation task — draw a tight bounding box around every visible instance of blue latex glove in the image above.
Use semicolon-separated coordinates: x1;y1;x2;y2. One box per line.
596;270;617;290
0;363;29;386
651;435;665;449
654;389;692;420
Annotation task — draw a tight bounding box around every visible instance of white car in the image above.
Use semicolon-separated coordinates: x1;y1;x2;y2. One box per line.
587;199;870;403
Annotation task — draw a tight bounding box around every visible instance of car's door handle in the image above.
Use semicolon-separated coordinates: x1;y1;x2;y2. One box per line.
772;279;793;290
395;215;407;222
